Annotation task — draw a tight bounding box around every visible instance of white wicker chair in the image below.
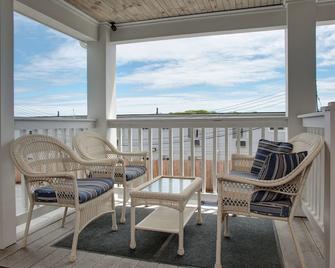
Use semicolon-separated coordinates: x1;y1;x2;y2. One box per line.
73;131;148;223
10;134;120;262
215;133;324;268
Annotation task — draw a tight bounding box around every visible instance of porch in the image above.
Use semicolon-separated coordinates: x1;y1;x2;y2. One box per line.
1;0;335;267
0;203;325;268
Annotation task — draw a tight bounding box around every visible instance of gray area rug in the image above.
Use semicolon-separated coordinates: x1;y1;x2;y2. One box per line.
54;207;282;268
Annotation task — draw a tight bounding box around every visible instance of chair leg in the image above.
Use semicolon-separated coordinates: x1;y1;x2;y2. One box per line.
111;193;118;231
69;211;80;262
224;214;230;238
215;206;223;268
288;219;306;268
23;202;34;247
61;207;68;228
120;187;127;224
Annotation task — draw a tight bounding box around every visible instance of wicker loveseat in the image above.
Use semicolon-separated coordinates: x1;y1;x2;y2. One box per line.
73;131;148;223
215;133;324;268
10;134;120;262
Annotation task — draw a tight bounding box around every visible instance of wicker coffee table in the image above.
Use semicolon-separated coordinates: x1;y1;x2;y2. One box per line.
129;175;203;255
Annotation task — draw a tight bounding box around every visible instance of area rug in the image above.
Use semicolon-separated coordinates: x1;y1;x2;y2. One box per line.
54;207;283;268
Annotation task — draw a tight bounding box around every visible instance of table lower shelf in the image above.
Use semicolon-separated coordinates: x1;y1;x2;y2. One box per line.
135;206;197;234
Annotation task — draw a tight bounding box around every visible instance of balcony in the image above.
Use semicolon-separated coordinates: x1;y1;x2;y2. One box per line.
1;0;335;267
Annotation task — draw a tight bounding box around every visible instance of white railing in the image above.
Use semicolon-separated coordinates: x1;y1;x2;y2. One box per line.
14;117;96;147
299;102;335;267
109;114;288;194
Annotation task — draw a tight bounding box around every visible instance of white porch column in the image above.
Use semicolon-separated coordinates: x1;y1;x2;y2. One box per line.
0;0;16;249
285;0;317;138
87;25;117;143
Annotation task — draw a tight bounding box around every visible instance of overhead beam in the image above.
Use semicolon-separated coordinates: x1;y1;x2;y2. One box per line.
316;0;335;24
110;6;286;43
14;0;98;41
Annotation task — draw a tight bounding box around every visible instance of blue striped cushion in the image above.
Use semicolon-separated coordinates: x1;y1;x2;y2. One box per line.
251;139;293;175
125;166;146;181
34;178;114;204
252;151;307;202
250;199;291;218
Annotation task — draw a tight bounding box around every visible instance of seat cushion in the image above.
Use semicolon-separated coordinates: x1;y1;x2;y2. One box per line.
125;166;146;181
252;151;307;202
34;178;114;204
251;139;293;175
250;199;292;218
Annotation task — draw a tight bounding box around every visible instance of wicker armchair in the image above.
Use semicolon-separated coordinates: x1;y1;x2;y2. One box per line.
73;131;148;223
10;134;120;262
215;133;324;268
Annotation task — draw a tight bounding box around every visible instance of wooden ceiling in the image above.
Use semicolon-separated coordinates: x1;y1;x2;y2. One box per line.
64;0;283;24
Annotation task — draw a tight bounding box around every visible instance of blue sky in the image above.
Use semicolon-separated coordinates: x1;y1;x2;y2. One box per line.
14;13;335;116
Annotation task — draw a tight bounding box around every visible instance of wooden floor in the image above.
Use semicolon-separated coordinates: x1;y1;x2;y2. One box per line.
0;207;325;268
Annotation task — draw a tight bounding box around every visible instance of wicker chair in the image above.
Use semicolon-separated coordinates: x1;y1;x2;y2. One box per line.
10;134;120;262
73;131;148;223
215;133;324;268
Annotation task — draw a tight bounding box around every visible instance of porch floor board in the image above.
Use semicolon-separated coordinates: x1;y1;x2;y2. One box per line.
0;208;324;268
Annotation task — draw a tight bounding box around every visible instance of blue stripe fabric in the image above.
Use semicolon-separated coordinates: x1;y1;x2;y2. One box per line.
250;200;291;218
251;139;293;175
252;151;307;202
125;166;146;181
34;178;114;204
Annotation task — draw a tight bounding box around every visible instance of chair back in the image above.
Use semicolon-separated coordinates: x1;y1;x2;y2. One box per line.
73;131;118;160
11;134;80;176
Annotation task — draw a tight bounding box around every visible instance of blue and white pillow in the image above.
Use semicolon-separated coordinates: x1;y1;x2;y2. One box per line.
251;151;307;202
251;139;293;175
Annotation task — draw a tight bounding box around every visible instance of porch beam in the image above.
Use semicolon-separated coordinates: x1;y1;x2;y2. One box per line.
14;0;98;42
110;6;286;43
285;0;317;138
0;0;16;249
87;24;117;143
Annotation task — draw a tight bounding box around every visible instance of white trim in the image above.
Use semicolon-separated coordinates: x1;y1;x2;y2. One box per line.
14;0;98;41
108;116;288;129
14;117;96;130
110;6;286;43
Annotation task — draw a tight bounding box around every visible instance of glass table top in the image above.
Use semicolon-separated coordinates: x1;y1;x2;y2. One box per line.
141;177;194;194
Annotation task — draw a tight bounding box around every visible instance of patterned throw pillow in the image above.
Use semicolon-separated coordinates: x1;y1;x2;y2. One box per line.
251;151;308;202
251;139;293;175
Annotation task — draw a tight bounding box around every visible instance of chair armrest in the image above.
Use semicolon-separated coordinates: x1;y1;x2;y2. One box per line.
218;174;294;188
231;153;254;173
117;152;148;167
79;158;125;177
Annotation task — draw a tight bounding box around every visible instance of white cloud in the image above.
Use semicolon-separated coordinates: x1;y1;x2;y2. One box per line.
116;30;285;90
317;77;335;93
15;40;86;86
317;24;335;67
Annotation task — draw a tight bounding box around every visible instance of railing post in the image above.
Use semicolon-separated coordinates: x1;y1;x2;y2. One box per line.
158;128;163;175
324;102;335;268
212;128;217;193
128;128;132;152
225;128;229;173
201;128;206;193
169;128;173;176
117;128;122;151
179;128;184;176
190;128;195;176
148;128;153;179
